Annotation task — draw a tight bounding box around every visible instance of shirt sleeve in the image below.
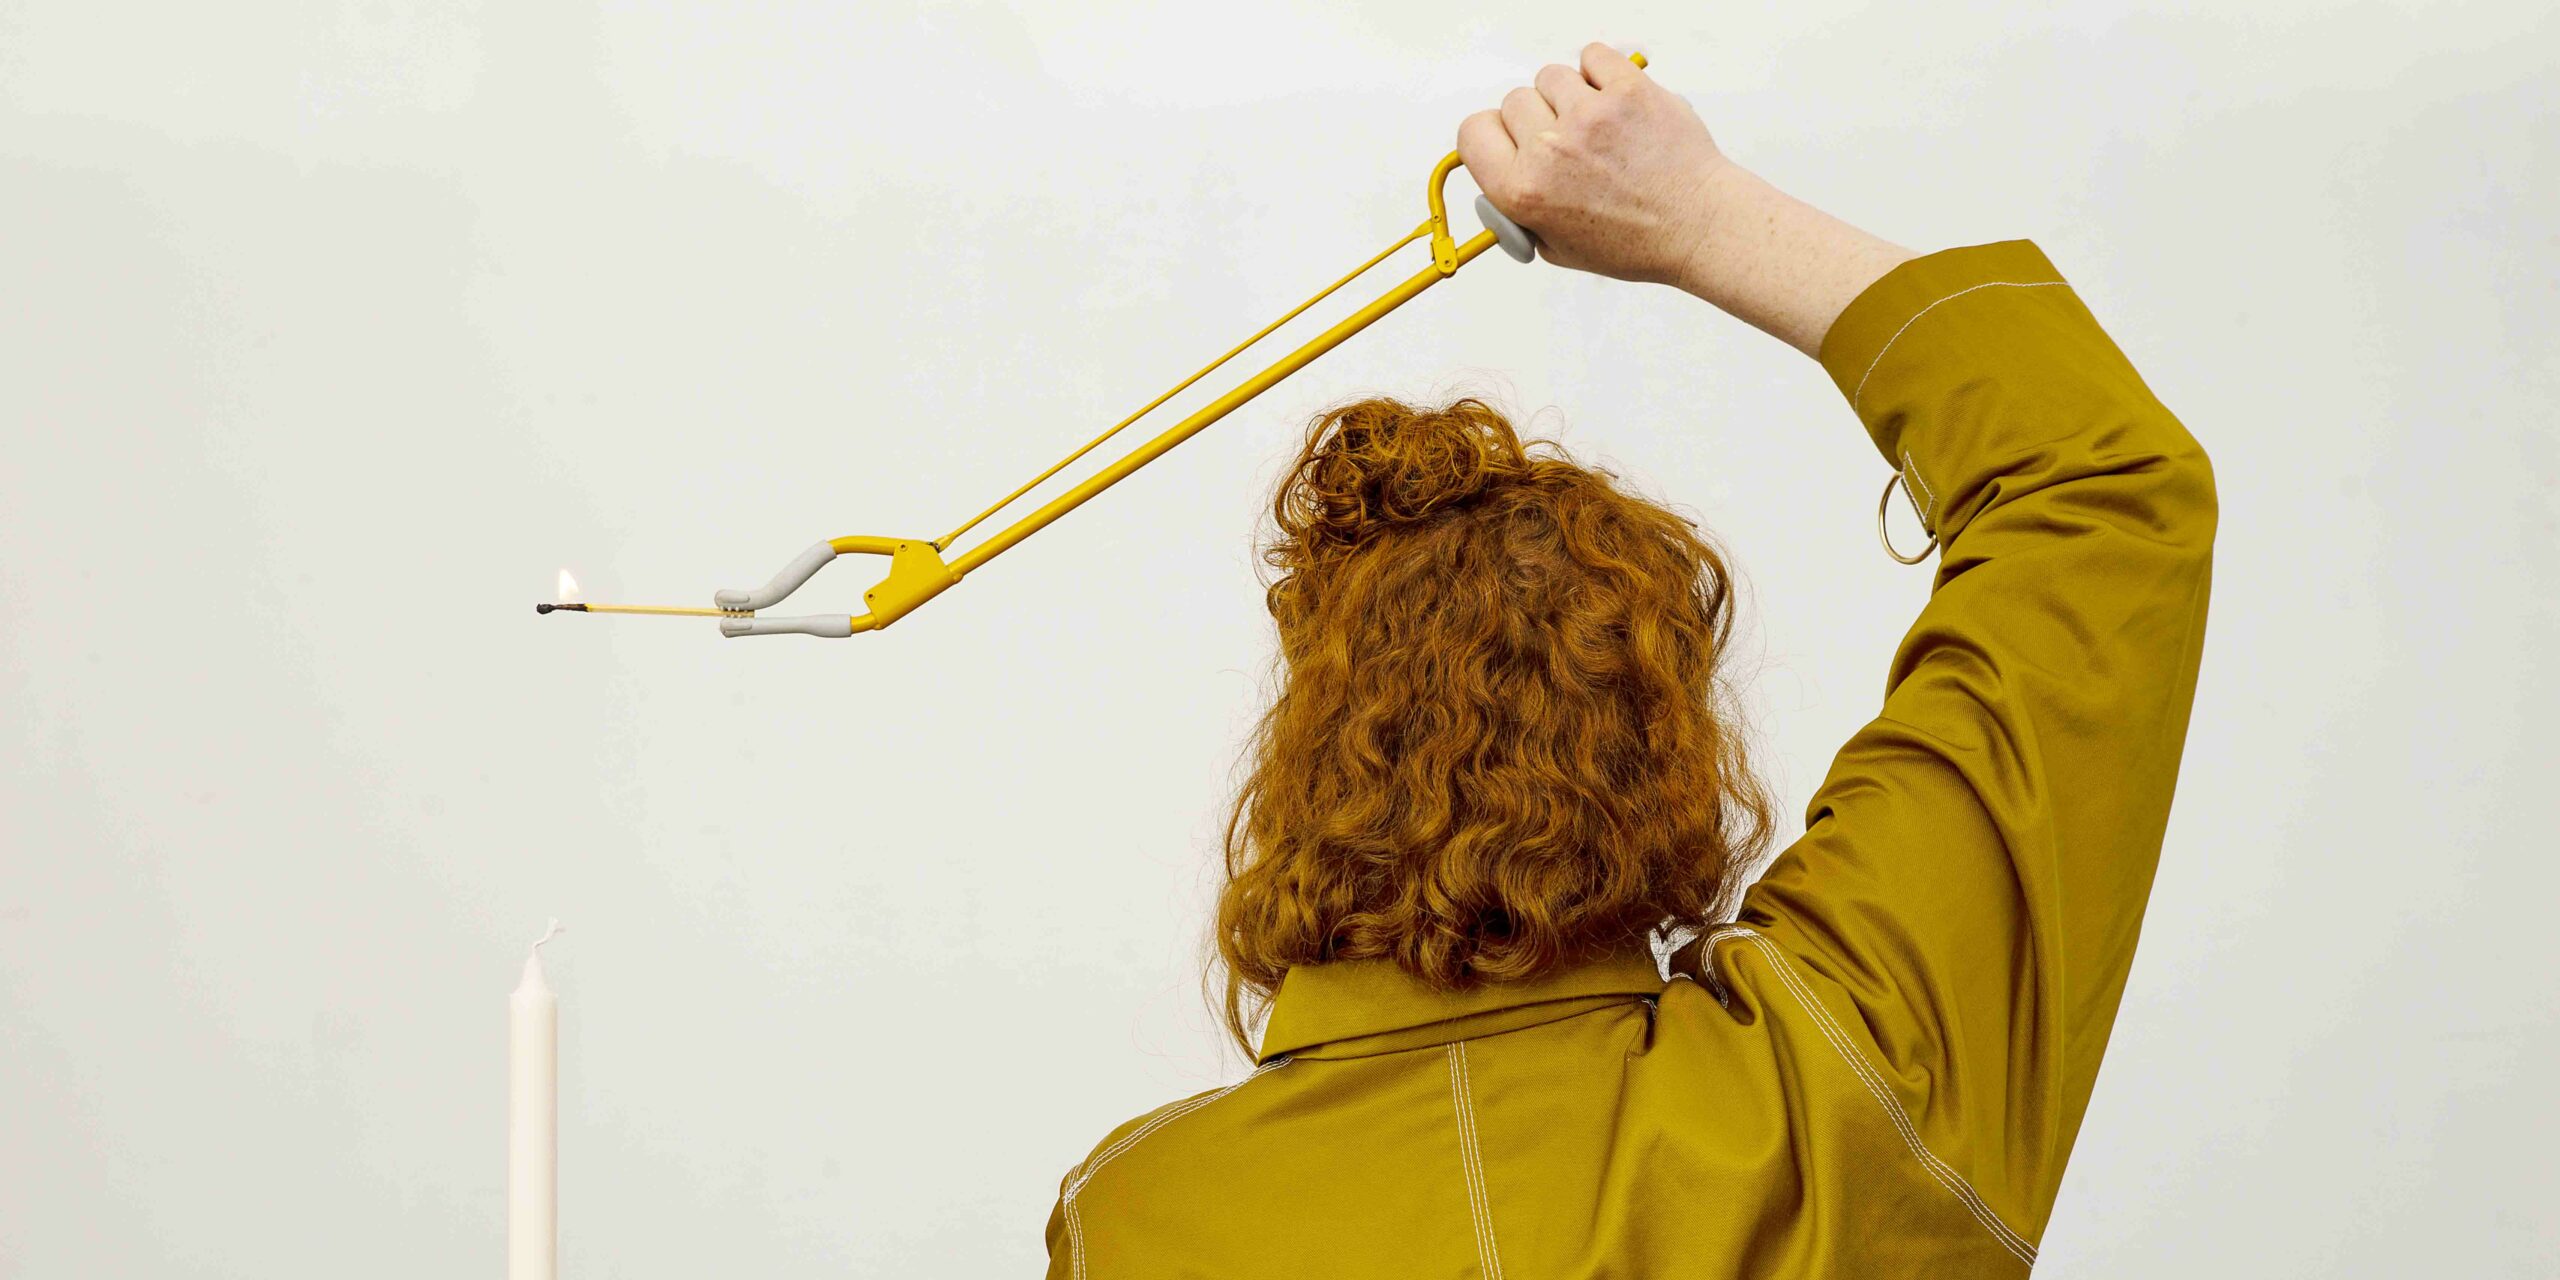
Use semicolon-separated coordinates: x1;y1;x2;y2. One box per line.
1681;239;2219;1246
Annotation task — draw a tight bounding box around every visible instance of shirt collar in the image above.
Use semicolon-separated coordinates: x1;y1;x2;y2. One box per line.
1256;945;1668;1063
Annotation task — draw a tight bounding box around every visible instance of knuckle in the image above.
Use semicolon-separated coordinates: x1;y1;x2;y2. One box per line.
1502;85;1541;111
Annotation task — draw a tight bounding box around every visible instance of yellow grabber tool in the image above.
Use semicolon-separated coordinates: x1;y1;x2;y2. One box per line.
534;52;1646;639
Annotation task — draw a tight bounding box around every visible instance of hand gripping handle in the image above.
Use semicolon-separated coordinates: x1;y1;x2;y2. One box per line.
1464;49;1650;265
1474;196;1538;263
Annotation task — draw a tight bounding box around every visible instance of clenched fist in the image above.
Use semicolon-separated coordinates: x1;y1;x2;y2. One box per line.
1457;43;1738;288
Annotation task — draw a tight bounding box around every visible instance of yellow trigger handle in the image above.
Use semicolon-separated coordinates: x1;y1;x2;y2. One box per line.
733;51;1650;639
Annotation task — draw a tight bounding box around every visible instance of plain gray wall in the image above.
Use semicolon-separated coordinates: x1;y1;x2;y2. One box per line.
4;1;2552;1275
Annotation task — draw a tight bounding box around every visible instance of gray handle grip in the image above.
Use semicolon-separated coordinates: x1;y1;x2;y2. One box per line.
714;540;838;611
720;614;855;639
1474;195;1537;263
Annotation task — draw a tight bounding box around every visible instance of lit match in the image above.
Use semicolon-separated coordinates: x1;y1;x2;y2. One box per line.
537;569;750;619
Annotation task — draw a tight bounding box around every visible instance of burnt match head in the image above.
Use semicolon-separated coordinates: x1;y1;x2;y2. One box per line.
535;602;588;615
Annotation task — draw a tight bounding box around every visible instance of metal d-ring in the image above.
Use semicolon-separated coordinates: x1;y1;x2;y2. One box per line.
1877;471;1938;565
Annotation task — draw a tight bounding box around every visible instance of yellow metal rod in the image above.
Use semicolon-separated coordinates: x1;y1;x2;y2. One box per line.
934;221;1436;553
933;58;1647;579
947;228;1499;579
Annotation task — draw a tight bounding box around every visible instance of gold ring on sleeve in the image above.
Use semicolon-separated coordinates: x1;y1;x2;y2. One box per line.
1877;472;1938;565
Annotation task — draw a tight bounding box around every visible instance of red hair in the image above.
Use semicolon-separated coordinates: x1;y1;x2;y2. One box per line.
1212;395;1776;1053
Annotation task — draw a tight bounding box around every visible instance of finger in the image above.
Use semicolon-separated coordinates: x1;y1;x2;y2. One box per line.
1464;108;1515;192
1580;41;1644;91
1534;62;1598;115
1499;85;1556;148
1456;110;1518;197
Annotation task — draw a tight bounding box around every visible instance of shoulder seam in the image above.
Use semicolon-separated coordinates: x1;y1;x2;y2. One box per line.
1705;925;2039;1267
1063;1057;1293;1280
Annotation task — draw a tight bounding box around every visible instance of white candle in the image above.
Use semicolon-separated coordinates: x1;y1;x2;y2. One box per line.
510;919;564;1280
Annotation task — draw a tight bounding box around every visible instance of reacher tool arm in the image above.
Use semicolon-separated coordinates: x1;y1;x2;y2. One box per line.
708;138;1570;639
538;54;1686;640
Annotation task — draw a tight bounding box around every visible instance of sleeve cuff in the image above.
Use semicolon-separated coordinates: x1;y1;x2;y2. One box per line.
1815;239;2068;404
1810;239;2084;539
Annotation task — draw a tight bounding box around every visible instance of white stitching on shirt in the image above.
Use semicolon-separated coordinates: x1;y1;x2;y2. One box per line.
1448;1047;1489;1272
1850;279;2072;414
1064;1057;1291;1280
1069;1057;1291;1194
1900;448;1937;525
1706;926;2039;1266
1063;1191;1087;1277
1673;963;1733;1009
1447;1043;1507;1280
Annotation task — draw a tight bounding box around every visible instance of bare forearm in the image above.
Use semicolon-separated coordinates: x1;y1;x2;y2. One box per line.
1675;164;1920;361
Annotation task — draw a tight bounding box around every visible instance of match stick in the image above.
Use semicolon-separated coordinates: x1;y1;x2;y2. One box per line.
535;602;751;618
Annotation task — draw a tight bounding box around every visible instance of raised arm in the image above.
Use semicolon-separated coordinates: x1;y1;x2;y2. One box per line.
1466;44;2220;1248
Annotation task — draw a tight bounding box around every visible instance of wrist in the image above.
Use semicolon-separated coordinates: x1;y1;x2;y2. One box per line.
1666;160;1763;300
1671;164;1920;359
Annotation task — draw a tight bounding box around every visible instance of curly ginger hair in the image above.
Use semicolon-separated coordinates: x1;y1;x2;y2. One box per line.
1213;395;1777;1054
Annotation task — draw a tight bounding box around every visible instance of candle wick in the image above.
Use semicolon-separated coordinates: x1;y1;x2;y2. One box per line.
531;917;565;954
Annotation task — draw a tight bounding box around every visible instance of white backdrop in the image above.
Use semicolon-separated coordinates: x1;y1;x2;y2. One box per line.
4;1;2553;1275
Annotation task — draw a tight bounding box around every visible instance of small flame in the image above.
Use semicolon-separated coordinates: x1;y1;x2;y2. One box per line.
556;569;580;603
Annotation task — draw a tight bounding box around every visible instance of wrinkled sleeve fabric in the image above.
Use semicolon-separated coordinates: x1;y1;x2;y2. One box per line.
1700;239;2218;1244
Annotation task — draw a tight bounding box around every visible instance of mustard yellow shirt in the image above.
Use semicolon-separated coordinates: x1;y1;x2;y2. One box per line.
1045;239;2219;1278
